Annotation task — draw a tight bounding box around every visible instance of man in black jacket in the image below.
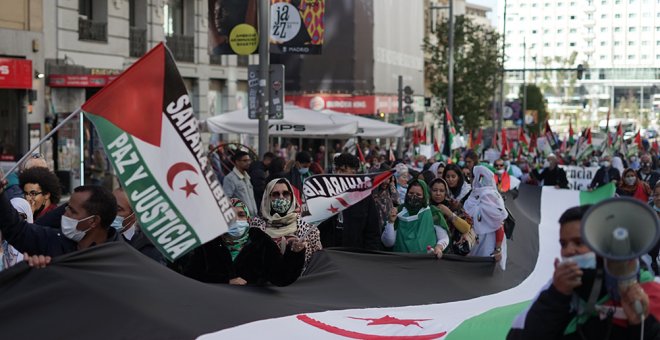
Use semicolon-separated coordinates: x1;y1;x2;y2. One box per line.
507;205;660;339
589;154;620;189
317;153;382;250
0;182;118;257
531;154;569;188
113;188;164;264
248;152;274;211
638;153;660;189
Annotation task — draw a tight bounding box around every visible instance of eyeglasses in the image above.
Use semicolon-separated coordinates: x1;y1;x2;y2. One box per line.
494;164;505;168
270;190;292;199
24;191;43;198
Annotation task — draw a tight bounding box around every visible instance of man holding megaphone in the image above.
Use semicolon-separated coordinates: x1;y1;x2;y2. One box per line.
508;202;660;340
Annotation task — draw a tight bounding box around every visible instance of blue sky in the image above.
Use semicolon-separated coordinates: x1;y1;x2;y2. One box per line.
469;0;499;27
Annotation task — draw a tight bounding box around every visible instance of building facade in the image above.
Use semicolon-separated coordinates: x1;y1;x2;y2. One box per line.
0;0;252;188
502;0;660;126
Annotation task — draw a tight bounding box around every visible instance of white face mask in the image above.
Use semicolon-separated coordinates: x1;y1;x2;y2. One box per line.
624;176;637;186
562;252;597;269
496;169;505;175
61;215;94;242
122;223;137;241
227;220;250;237
601;161;610;168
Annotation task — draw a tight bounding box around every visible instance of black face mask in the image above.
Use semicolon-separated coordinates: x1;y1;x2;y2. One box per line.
406;196;425;212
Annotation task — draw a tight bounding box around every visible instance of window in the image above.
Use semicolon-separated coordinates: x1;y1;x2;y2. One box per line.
614;41;621;46
532;2;537;6
532;16;537;21
600;55;606;60
570;1;576;4
600;41;607;46
614;55;622;60
544;16;551;20
657;41;660;45
78;0;108;42
558;1;563;6
614;27;621;32
600;27;608;32
657;12;660;17
507;30;513;35
643;12;651;18
163;0;184;36
642;55;648;60
570;42;576;46
657;54;660;59
642;26;650;32
588;13;593;19
629;13;636;18
557;15;563;20
530;43;536;48
629;41;635;46
557;42;563;47
601;0;607;3
629;27;636;32
588;27;593;33
544;42;550;47
505;43;512;48
657;26;660;32
545;2;551;6
588;41;593;47
570;15;576;19
629;0;635;3
614;14;621;19
601;14;607;19
628;54;635;60
642;41;649;46
614;0;620;3
557;28;563;33
544;29;549;34
532;29;537;34
570;28;577;33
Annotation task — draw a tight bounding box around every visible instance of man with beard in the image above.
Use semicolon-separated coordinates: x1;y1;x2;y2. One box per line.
507;205;660;339
531;153;569;189
637;153;660;189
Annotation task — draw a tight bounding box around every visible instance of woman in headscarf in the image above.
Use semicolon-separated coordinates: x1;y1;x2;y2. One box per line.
612;156;625;178
464;166;509;269
381;179;449;258
429;161;445;179
617;168;652;202
252;178;322;268
429;178;476;255
174;198;306;286
443;163;472;207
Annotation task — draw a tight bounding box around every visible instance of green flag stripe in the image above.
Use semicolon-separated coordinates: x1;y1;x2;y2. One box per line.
445;301;530;339
86;113;201;261
579;182;616;205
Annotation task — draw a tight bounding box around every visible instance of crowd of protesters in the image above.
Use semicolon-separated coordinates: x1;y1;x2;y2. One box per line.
3;131;660;286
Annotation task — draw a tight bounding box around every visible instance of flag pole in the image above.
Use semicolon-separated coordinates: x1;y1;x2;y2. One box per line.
2;107;82;181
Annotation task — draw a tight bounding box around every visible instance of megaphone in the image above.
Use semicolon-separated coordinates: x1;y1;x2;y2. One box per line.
581;197;660;305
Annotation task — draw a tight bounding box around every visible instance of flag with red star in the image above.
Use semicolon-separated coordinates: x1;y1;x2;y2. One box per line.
82;43;235;261
300;170;395;223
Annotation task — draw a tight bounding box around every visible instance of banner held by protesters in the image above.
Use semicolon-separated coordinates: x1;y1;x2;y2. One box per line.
301;170;395;223
83;43;236;261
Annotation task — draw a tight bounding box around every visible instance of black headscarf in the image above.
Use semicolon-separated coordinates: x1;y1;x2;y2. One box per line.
428;177;450;206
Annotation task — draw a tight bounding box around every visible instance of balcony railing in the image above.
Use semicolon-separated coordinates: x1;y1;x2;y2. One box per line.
129;27;147;58
78;17;107;42
209;54;224;65
166;34;194;63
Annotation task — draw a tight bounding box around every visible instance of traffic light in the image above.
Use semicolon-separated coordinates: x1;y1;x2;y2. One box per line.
577;64;584;80
403;86;414;115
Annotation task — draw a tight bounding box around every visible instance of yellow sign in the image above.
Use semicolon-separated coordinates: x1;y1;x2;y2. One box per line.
229;24;259;55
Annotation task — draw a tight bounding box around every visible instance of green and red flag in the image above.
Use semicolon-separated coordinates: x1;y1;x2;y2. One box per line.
635;130;644;151
528;131;538;157
544;121;558;150
443;108;457;156
568;119;575;146
654;141;659;154
82;43;235;261
475;129;484;153
500;128;509;158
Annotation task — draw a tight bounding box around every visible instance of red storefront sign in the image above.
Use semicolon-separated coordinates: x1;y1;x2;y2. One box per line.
48;74;119;88
0;58;32;89
286;95;398;115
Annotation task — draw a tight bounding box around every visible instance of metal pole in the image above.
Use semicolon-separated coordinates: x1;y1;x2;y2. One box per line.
257;0;270;158
2;108;81;181
447;0;454;117
498;0;507;132
522;37;527;132
641;86;644;123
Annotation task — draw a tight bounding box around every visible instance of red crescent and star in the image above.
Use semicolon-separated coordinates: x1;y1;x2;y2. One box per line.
166;162;199;198
296;314;447;340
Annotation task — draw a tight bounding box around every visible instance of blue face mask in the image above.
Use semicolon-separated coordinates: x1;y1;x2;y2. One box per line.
227;220;249;237
298;167;309;175
562;252;597;269
111;215;124;230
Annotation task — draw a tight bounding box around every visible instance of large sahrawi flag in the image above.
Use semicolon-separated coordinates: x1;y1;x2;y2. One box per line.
301;170;394;223
82;43;235;261
0;184;617;339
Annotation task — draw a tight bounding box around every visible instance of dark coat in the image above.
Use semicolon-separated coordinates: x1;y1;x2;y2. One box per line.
248;161;268;210
531;166;569;188
317;196;383;250
507;283;660;340
590;167;621;189
0;192;117;257
175;227;304;286
638;169;660;189
124;230;164;264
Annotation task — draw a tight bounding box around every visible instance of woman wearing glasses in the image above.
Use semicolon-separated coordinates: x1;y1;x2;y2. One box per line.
251;178;322;269
18;167;61;219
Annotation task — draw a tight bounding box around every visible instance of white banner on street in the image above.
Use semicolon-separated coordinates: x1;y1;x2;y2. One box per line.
559;165;599;190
